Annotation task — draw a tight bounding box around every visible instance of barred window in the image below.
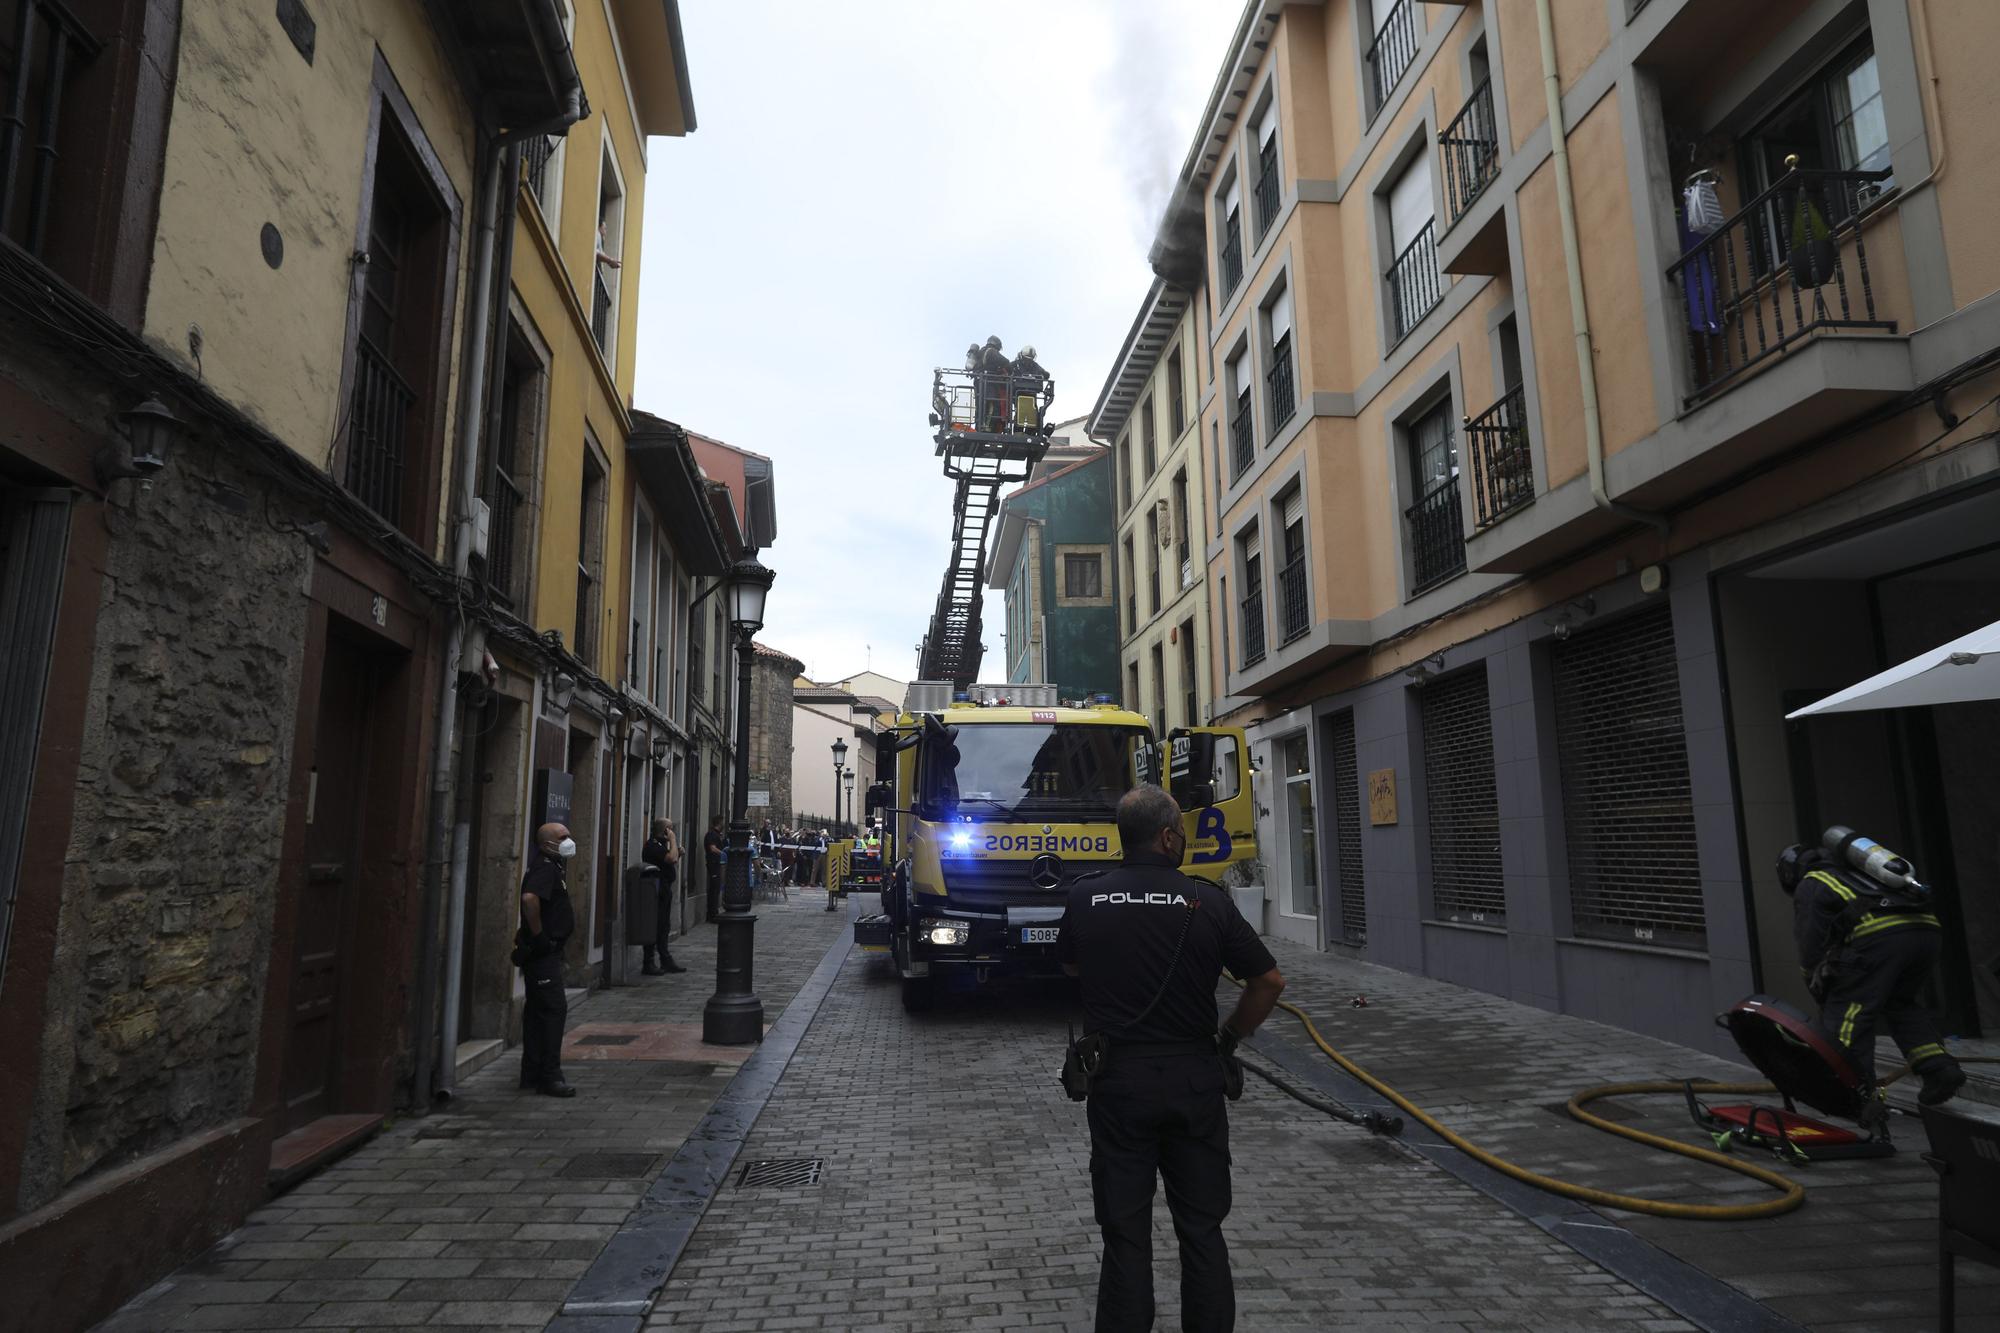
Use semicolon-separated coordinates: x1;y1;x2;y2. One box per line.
1421;664;1503;923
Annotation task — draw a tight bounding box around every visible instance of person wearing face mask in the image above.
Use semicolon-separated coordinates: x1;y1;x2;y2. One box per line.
1057;786;1285;1333
516;821;579;1097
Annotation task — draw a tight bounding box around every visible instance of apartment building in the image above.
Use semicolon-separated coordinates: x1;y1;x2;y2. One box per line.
1174;0;2000;1054
1093;280;1216;735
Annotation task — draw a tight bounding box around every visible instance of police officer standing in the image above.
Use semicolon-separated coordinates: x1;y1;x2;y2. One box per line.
640;818;686;976
1058;787;1286;1332
516;821;578;1097
1779;829;1965;1107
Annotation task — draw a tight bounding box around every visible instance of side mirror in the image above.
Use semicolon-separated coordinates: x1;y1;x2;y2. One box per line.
1166;729;1218;809
865;782;890;815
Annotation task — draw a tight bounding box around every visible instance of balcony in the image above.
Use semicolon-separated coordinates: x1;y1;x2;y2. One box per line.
1668;166;1895;403
1406;474;1466;594
1266;334;1295;434
1220;220;1244;301
591;263;614;356
345;337;416;527
1439;78;1499;224
1230;391;1254;481
521;135;558;211
1464;384;1533;528
1254;141;1280;240
0;0;99;259
1365;0;1417;119
1277;557;1308;644
1387;219;1441;343
1240;589;1266;668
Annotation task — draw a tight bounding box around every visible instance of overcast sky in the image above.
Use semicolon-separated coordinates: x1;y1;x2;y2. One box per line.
632;1;1241;686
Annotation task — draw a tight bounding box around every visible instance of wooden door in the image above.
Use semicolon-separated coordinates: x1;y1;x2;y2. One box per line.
284;635;374;1128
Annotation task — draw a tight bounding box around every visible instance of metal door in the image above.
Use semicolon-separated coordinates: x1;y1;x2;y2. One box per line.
1325;709;1366;945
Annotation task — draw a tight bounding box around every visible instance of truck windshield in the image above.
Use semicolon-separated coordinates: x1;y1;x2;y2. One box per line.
928;724;1151;820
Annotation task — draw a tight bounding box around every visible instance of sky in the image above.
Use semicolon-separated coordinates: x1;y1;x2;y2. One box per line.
633;0;1243;687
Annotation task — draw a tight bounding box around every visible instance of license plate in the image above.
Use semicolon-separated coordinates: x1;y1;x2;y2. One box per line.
1021;927;1061;944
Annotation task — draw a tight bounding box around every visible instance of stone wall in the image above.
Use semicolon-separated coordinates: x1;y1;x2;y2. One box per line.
20;443;311;1211
747;646;801;827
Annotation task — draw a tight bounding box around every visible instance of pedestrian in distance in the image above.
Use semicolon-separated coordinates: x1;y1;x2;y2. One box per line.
1058;786;1286;1333
514;821;578;1098
703;816;725;921
641;818;686;976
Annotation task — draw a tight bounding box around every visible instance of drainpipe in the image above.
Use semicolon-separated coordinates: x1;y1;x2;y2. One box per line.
421;82;586;1107
1531;0;1668;540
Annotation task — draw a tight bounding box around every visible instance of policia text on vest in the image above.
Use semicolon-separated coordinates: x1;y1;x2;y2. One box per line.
1056;787;1285;1333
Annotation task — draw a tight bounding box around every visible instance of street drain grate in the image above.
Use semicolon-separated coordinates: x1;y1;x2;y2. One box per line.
572;1033;640;1046
560;1152;660;1179
737;1157;823;1188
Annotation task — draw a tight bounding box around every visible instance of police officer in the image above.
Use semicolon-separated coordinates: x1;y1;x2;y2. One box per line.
516;821;578;1097
640;818;686;976
1058;786;1286;1333
1779;834;1964;1106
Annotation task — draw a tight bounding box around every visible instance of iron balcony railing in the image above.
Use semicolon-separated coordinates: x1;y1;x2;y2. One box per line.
1219;216;1244;300
1667;165;1895;402
0;0;99;257
1464;384;1533;528
1406;472;1466;594
521;134;558;210
1366;0;1417;118
591;263;614;356
1387;219;1441;343
345;337;416;527
1254;139;1280;239
1266;333;1295;434
1240;589;1266;668
1230;390;1254;480
1439;77;1500;223
1278;556;1308;644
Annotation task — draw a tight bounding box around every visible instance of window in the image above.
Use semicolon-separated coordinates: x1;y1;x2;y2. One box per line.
1227;350;1253;481
345;114;453;535
1063;551;1102;599
1276;486;1308;644
1386;152;1440;342
1217;171;1244;299
1171;469;1191;584
1167;344;1186;438
592;141;625;363
482;327;544;607
0;486;72;978
688;584;707;711
1263;282;1295;434
657;548;680;713
1405;397;1465;593
520;0;575;242
1117;431;1132;511
1140;395;1157;477
1365;0;1418;119
630;507;654;690
1238;526;1265;668
1122;535;1137;633
1253;94;1282;240
1127;661;1141;715
710;600;724;707
1179;619;1198;727
1283;734;1317;916
1742;38;1890;215
1150;643;1167;736
576;448;607;663
1145;504;1161;616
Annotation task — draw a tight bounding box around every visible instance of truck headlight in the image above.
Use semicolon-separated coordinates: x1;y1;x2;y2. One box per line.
919;917;972;946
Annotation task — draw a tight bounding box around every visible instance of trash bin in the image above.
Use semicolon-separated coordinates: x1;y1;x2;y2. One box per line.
624;865;659;945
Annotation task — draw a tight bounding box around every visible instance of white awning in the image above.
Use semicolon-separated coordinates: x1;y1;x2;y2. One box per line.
1786;618;2000;717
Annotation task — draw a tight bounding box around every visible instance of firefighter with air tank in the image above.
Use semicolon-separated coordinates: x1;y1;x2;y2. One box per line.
1777;824;1966;1108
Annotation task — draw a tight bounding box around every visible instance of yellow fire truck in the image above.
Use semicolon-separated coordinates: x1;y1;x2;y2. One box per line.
855;682;1256;1011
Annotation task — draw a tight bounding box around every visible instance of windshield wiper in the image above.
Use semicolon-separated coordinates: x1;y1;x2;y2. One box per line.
947;797;1019;817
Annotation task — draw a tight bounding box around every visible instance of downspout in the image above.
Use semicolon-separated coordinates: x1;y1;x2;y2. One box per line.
1531;0;1668;539
423;80;586;1106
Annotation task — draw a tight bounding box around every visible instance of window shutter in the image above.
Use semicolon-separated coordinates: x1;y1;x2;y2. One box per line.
1244;525;1261;560
1258;101;1279;152
1224;175;1242;219
1282;488;1304;532
1269;285;1293;342
1388;153;1434;251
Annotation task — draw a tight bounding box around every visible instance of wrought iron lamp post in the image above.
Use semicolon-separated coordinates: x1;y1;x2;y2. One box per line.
702;556;775;1045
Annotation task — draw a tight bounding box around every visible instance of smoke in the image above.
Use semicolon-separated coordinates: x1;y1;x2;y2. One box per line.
1100;1;1194;246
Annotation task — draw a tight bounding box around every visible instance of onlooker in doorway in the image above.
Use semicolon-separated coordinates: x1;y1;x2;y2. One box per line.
514;822;578;1098
641;818;686;976
703;816;726;921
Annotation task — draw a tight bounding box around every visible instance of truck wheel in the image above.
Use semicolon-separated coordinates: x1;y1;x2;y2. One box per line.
901;975;936;1013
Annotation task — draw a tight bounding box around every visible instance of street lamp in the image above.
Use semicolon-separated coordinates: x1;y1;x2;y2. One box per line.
831;737;848;831
843;769;857;836
703;555;776;1045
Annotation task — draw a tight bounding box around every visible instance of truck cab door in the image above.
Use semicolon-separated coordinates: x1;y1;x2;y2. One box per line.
1166;727;1256;868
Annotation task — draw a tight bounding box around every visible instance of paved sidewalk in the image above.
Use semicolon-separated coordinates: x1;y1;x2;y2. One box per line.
97;896;845;1333
648;939;1696;1332
1244;935;1998;1333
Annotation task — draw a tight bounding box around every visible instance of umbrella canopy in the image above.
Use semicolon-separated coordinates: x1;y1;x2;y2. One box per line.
1786;618;2000;717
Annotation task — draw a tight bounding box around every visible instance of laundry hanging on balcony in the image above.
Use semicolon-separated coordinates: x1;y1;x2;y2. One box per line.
1677;218;1722;336
1787;186;1838;289
1682;172;1724;235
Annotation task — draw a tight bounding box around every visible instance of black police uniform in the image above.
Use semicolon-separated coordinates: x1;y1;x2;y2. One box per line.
641;834;679;970
1057;850;1277;1333
516;850;575;1090
1792;853;1959;1094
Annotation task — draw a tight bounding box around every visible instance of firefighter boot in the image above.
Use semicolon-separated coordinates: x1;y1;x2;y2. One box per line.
1919;1059;1967;1106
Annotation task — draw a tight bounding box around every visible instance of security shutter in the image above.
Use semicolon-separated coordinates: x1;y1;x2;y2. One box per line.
1269;284;1293;344
1258;99;1279;153
1224;175;1242;222
0;488;73;985
1421;663;1503;923
1552;605;1705;949
1327;709;1365;945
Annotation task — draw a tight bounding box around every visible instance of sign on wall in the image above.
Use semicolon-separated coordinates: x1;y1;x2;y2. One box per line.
1367;768;1398;826
533;768;575;828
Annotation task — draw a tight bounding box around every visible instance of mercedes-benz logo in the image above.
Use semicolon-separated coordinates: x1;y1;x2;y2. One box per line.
1029;853;1065;890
